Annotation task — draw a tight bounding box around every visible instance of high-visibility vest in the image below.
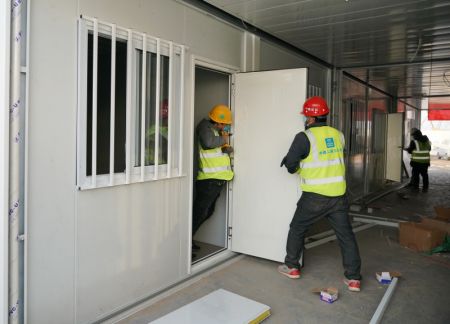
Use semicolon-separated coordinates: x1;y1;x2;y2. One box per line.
145;125;168;165
197;129;234;181
411;140;431;163
299;126;346;197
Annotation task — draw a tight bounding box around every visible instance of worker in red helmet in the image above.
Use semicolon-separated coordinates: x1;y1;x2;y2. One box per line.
278;96;362;292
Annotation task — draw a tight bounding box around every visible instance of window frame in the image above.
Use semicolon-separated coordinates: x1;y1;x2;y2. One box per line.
77;17;186;190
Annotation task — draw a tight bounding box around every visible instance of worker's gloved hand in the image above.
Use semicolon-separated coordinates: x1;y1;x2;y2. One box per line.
221;145;234;154
280;156;287;167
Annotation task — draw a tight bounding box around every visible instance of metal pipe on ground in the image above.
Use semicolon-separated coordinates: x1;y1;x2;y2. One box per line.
369;277;399;324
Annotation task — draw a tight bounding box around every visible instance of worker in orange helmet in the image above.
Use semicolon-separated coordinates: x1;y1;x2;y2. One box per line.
192;104;234;256
278;96;362;292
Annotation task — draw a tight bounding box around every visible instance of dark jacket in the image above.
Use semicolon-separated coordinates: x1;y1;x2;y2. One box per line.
283;122;328;174
196;119;226;149
406;134;431;167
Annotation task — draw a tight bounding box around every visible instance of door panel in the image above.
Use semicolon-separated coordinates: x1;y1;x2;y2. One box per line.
231;68;307;262
386;113;403;182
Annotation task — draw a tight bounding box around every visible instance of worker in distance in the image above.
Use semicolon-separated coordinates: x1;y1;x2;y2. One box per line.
278;96;362;292
192;105;234;256
404;127;431;192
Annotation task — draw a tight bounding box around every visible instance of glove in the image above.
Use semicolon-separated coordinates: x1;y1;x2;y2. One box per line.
221;144;234;154
280;156;287;167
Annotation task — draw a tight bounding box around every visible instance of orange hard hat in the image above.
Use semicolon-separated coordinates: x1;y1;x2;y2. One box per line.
209;104;232;124
302;96;329;117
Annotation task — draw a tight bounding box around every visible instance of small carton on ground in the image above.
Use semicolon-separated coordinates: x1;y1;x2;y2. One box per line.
311;287;339;303
399;222;446;252
434;206;450;222
421;217;450;235
375;271;401;284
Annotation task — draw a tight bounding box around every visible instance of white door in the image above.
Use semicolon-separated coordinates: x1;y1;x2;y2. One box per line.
230;68;307;262
385;113;403;182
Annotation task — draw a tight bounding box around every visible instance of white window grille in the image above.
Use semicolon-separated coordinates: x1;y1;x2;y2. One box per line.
77;17;186;189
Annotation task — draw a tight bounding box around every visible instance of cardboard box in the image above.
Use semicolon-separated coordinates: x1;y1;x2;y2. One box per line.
375;271;401;284
434;206;450;222
421;217;450;235
311;287;339;304
399;222;446;252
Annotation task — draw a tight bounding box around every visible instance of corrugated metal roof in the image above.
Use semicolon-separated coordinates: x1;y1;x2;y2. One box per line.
204;0;450;99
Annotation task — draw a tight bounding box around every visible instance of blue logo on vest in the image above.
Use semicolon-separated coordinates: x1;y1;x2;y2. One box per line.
325;138;335;148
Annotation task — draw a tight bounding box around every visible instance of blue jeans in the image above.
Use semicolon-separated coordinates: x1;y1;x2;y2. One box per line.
284;192;362;280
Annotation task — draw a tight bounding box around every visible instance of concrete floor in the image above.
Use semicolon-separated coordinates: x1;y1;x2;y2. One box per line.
119;159;450;324
360;157;450;221
120;226;450;324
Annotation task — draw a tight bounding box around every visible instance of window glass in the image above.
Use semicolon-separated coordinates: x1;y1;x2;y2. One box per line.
86;33;127;176
135;50;170;166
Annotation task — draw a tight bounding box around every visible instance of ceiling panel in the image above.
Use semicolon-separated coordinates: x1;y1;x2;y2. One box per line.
204;0;450;100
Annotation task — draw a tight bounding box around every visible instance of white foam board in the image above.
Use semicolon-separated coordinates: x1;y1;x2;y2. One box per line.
150;289;270;324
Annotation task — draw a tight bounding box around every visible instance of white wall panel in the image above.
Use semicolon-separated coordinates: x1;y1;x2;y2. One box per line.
79;0;242;69
76;180;186;323
27;0;78;323
27;0;242;323
260;40;329;97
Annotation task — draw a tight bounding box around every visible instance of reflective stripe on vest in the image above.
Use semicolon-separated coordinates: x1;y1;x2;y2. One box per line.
197;129;234;181
411;140;430;163
299;126;346;197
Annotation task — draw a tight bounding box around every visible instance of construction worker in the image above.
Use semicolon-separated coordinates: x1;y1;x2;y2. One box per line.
405;127;431;192
145;99;169;165
278;96;362;292
192;104;234;252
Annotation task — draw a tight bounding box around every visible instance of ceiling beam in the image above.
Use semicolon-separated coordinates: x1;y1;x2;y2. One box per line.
341;57;450;69
398;94;450;99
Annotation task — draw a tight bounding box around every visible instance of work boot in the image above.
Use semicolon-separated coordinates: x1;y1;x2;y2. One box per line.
277;264;300;279
344;279;361;292
422;187;429;193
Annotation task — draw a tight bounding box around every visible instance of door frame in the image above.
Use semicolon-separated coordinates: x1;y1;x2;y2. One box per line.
188;56;239;274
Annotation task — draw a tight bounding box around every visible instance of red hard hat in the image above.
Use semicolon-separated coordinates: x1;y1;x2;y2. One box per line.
302;96;329;117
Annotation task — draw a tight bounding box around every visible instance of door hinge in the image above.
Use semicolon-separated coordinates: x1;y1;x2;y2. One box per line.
17;234;26;241
231;83;236;97
227;226;232;238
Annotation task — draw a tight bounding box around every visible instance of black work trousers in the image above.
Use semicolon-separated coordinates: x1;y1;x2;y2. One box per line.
284;192;362;280
192;179;226;236
410;162;429;189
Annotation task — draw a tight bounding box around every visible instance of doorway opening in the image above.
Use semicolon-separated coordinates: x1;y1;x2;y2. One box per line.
192;65;232;263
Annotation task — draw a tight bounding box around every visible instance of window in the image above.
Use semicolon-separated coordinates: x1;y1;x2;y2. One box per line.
78;17;185;189
86;33;127;176
134;51;169;168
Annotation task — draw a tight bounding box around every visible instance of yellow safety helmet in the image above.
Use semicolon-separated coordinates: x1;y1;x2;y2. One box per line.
209;104;232;124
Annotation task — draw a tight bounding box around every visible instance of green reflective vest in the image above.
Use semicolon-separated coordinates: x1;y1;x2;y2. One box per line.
144;125;169;165
411;140;431;163
197;129;234;181
299;126;346;197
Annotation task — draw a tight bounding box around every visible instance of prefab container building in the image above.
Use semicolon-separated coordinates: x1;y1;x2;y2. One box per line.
2;0;449;323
